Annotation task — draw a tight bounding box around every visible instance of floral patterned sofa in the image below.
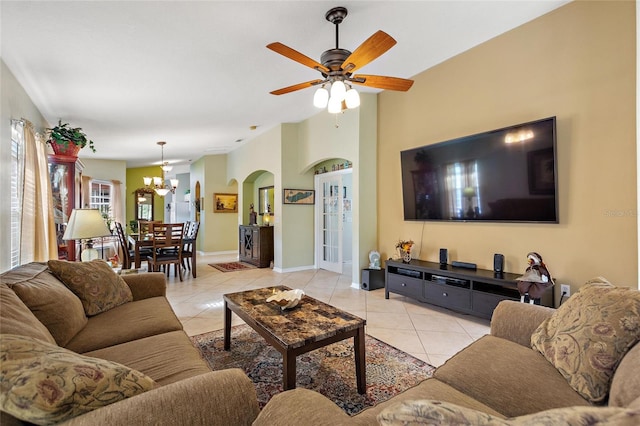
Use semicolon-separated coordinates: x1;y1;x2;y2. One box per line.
0;261;260;425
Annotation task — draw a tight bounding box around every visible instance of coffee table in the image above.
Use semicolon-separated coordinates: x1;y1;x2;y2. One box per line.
223;286;366;393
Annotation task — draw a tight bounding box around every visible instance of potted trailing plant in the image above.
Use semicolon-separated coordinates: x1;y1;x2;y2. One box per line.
46;120;96;157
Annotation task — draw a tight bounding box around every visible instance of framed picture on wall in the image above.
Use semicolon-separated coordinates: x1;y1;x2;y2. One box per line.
214;193;238;213
283;189;315;205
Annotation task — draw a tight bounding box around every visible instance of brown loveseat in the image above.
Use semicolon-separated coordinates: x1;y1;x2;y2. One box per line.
254;281;640;425
1;261;259;425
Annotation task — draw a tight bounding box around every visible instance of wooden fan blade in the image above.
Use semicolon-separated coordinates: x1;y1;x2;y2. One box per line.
341;31;396;74
267;42;330;74
270;80;324;95
350;74;414;91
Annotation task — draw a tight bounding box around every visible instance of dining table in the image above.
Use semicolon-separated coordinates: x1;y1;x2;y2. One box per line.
127;232;197;277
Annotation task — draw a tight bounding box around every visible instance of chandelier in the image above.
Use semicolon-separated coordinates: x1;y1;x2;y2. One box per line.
312;79;360;114
143;141;178;197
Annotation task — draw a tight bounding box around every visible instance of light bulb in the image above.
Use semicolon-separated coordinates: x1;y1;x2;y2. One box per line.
153;177;163;186
345;87;360;109
313;87;329;108
170;178;179;189
143;177;152;186
327;96;342;114
330;80;346;102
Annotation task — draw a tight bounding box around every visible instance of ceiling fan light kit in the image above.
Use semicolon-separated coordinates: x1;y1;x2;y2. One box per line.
267;6;413;115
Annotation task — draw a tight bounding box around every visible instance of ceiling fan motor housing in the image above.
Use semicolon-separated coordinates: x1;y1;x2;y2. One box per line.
321;49;352;73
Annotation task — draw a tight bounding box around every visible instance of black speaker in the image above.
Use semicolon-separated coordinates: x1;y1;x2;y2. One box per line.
361;269;385;291
439;248;448;265
493;253;504;273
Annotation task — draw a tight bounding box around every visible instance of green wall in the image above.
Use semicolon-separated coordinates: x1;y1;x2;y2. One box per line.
125;167;165;231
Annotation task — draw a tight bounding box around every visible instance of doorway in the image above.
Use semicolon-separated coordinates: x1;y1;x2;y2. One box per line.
315;169;353;274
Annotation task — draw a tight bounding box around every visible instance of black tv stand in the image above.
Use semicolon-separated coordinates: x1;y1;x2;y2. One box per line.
385;258;554;319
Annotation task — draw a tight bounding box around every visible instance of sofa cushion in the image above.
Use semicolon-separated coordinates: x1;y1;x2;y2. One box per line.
531;277;640;404
434;335;589;417
0;283;56;345
83;330;211;385
2;262;87;346
64;296;183;353
609;342;640;407
352;378;505;425
377;399;638;426
0;334;157;425
48;259;133;316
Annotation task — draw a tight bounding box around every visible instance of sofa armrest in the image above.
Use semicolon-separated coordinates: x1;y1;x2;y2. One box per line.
122;272;166;300
253;388;353;426
60;369;259;426
490;300;555;347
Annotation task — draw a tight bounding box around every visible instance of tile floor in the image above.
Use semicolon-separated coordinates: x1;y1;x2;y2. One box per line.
163;253;490;367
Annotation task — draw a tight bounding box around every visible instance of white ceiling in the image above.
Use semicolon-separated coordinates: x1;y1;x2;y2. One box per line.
1;1;569;172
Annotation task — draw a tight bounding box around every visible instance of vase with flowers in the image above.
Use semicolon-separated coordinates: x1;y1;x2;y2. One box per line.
396;239;414;263
46;120;96;158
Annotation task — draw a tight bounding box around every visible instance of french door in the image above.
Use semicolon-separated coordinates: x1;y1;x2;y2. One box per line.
316;172;345;273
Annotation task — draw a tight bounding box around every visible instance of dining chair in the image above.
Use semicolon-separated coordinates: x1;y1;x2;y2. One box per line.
181;221;200;278
138;220;160;235
114;222;131;269
115;222;153;269
146;223;185;281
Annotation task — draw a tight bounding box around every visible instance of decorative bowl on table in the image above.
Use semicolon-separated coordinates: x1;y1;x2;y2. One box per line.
267;289;305;310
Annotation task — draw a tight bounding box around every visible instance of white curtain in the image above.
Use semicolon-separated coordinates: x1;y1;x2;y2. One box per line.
81;174;91;207
20;122;57;262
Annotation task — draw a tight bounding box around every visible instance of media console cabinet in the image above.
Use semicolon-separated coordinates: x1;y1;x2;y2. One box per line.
385;259;554;319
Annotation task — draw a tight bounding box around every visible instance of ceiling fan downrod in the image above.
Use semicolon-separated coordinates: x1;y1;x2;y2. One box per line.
325;6;348;49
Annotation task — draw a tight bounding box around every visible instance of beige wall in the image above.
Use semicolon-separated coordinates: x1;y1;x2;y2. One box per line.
191;154;238;253
378;1;636;297
226;95;378;282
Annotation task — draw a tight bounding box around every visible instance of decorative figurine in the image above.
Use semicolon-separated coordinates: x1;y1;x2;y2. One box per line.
249;203;257;225
516;252;554;304
369;251;381;269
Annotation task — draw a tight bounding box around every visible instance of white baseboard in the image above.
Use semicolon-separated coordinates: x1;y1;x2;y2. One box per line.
198;250;238;256
274;264;316;273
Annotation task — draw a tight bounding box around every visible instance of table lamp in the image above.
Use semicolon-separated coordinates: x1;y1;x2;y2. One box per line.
62;209;112;261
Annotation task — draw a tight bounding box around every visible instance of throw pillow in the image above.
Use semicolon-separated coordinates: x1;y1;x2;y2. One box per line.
377;399;505;425
48;259;133;316
377;400;636;426
0;283;56;345
3;262;88;347
0;334;157;425
530;277;640;403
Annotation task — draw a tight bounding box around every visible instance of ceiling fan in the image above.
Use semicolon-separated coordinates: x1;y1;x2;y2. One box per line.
267;6;414;113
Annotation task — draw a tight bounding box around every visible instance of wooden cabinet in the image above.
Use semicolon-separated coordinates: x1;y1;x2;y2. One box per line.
239;225;274;268
385;259;554;319
49;155;83;260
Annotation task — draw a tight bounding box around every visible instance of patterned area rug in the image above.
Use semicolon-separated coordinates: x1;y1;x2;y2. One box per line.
191;325;435;415
208;261;256;272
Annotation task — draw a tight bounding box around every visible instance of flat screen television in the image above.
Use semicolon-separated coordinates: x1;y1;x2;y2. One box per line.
401;117;558;223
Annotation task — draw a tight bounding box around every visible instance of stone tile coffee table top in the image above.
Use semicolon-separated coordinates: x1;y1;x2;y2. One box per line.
223;286;365;350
